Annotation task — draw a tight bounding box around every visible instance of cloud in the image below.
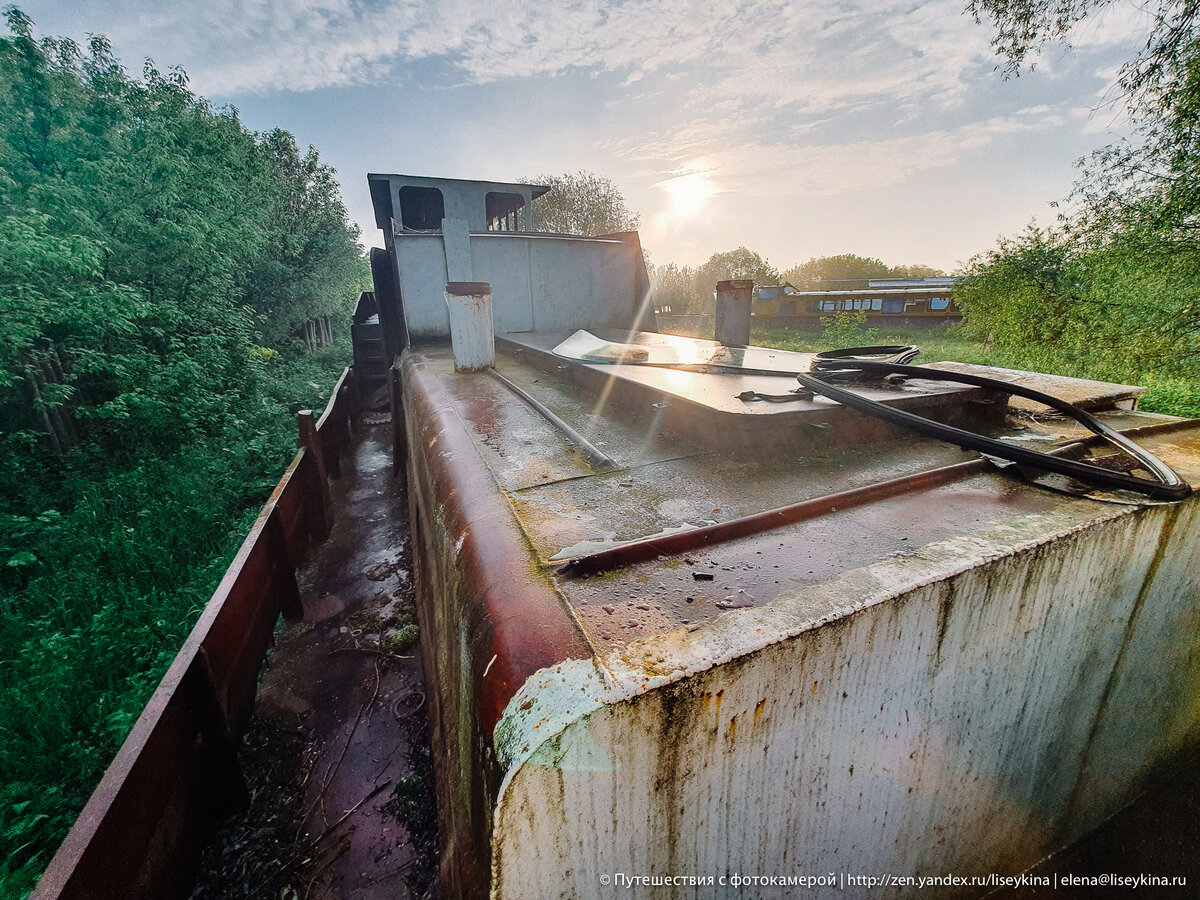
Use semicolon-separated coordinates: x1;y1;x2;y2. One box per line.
630;107;1066;209
28;0;1130;261
38;0;996;104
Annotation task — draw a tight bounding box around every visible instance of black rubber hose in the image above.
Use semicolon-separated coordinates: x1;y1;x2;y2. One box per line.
811;346;921;381
797;359;1191;502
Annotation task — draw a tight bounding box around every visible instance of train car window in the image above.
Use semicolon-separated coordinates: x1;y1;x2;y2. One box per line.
821;300;837;312
871;298;883;311
882;297;903;313
398;186;445;230
930;296;949;310
780;300;798;316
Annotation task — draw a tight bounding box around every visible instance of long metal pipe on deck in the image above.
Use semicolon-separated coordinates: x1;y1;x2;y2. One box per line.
487;369;619;472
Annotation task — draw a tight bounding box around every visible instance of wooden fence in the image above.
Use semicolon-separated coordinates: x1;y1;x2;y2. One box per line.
32;368;357;900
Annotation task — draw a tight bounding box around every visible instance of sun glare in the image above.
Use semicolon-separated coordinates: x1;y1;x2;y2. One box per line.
658;166;717;218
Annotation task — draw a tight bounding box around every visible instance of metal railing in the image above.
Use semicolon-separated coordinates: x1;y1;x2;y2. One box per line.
33;368;357;900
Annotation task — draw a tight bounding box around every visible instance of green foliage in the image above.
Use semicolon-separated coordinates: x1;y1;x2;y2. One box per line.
783;254;891;289
523;170;640;236
388;623;420;654
0;10;363;893
960;0;1200;407
954;224;1200;385
819;310;879;346
972;0;1200;242
781;254;945;290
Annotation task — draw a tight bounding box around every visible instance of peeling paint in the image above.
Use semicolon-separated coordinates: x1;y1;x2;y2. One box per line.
548;523;699;562
490;497;1200;898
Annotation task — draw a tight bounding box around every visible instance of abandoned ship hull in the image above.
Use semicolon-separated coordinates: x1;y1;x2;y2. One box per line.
399;340;1200;898
368;172;1200;898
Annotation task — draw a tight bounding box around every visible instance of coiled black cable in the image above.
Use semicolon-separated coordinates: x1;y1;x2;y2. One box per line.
799;353;1191;502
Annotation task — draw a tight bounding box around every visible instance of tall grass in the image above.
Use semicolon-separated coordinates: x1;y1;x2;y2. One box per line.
0;341;351;898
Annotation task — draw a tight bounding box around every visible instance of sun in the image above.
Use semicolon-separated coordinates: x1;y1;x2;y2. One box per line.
658;166;717;218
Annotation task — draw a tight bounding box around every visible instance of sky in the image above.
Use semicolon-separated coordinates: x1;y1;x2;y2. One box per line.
23;0;1153;274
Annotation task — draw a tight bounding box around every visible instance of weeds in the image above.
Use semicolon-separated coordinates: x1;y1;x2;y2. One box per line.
0;342;350;897
819;310;878;347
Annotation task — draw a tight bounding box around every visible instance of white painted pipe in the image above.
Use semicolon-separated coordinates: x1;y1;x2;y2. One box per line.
445;281;495;371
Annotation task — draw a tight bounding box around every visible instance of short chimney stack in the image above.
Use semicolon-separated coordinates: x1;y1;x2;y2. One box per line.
714;279;754;347
445;281;495;371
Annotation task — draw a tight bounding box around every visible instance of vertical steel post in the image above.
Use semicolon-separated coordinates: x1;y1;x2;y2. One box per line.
297;410;332;539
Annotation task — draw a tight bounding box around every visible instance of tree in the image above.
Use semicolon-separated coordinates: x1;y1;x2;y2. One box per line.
648;261;697;313
961;0;1200;380
890;263;946;278
780;255;944;289
968;0;1200;238
0;13;366;888
248;129;365;342
686;247;779;315
782;254;892;289
523;170;640;235
695;247;778;289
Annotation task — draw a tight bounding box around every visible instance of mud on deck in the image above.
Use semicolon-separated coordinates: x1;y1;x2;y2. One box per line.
192;426;437;900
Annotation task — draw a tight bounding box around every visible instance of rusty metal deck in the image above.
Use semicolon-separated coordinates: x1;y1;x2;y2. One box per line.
399;334;1200;899
416;341;1196;657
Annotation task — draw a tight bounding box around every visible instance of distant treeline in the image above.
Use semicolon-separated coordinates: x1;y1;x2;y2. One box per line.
650;250;944;314
0;10;364;894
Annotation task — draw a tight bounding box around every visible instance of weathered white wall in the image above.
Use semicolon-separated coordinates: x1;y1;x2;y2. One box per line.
492;499;1200;898
394;233;645;340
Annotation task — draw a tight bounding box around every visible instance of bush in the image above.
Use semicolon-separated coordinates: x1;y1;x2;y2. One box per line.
819;310;879;347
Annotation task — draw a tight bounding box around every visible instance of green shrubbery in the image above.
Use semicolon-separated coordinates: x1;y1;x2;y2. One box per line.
0;11;364;894
819;310;878;347
953;227;1200;412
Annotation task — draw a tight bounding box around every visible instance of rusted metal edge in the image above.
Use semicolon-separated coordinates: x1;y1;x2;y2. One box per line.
1059;415;1200;444
557;458;992;578
487;368;619;471
34;378;361;898
403;354;593;734
315;366;352;431
33;446;312;898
